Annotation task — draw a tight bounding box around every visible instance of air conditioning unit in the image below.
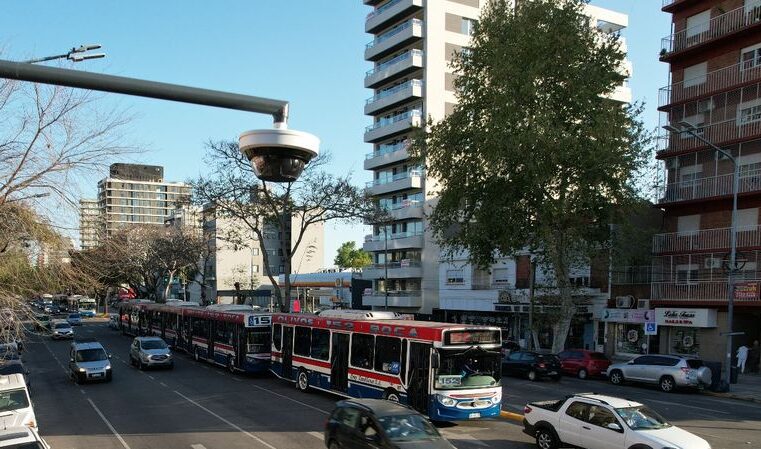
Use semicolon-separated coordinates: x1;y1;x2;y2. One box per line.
615;295;634;309
704;257;722;269
637;299;650;310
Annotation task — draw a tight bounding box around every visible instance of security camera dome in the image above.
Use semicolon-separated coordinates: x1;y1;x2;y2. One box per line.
239;128;320;182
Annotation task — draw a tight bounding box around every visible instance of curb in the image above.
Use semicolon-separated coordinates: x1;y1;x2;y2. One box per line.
500;410;524;422
702;390;761;404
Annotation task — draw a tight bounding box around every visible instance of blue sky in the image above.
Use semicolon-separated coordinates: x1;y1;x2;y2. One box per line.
0;1;671;266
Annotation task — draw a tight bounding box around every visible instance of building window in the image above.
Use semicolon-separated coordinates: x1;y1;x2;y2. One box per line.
252;265;259;273
492;267;511;285
742;45;761;70
740;104;761;125
675;264;698;284
615;323;645;355
446;269;465;285
461;18;477;35
669;327;699;356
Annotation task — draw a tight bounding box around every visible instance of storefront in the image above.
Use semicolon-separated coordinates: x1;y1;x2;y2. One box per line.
598;309;656;358
655;308;718;358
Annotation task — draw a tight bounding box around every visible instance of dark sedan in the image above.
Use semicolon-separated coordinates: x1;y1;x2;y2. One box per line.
502;351;561;381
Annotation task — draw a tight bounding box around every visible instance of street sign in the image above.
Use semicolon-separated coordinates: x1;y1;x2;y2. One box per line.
644;322;658;336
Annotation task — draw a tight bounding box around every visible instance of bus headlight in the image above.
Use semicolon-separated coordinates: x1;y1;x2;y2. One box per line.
437;395;457;407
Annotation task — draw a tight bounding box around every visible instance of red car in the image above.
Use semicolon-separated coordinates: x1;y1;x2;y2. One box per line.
557;349;611;379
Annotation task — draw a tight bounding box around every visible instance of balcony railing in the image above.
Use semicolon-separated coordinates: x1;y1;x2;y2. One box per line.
652;281;761;302
367;0;403;20
658;117;761;154
611;266;652;285
365;80;422;106
657;168;761;203
367;261;422;269
366;19;422;50
653;225;761;253
366;169;423;187
366;49;423;77
365;110;422;133
365;141;408;159
659;61;761;108
661;3;761;55
363;289;422;296
364;229;424;242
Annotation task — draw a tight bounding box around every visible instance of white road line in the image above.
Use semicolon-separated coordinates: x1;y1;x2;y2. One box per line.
249;384;330;415
87;398;132;449
232;377;243;382
307;431;323;440
441;432;489;447
174;391;277;449
79;389;86;395
191;445;207;449
160;382;168;387
647;398;730;415
148;375;155;380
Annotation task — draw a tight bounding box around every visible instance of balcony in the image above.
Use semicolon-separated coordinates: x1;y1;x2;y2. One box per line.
388;199;423;220
653;225;761;254
364;109;422;143
658;118;761;155
659;61;761;109
661;0;702;12
362;290;422;308
652;281;761;303
661;4;761;58
365;79;423;116
365;0;423;34
365;19;423;61
656;169;761;204
363;231;424;252
365;49;424;89
365;169;423;196
364;142;410;170
362;261;423;279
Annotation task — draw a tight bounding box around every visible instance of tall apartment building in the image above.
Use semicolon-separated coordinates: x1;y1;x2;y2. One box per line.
79;199;101;250
361;0;630;315
655;0;761;361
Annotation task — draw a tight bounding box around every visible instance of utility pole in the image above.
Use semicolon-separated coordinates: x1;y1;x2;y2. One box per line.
528;258;536;350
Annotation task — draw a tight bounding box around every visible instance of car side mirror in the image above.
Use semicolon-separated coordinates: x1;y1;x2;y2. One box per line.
431;352;440;370
627;360;634;365
607;422;623;432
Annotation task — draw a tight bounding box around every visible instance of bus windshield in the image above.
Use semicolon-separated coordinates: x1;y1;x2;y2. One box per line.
435;348;501;390
246;330;270;354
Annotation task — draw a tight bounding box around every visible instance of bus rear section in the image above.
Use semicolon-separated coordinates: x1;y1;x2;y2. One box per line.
270;311;502;421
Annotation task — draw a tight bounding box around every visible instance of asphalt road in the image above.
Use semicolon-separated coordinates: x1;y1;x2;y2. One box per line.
22;321;760;449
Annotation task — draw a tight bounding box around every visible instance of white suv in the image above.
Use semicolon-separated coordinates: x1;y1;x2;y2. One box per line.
0;374;36;430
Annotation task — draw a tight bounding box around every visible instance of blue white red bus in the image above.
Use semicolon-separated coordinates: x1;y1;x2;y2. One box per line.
118;301;272;373
270;310;503;421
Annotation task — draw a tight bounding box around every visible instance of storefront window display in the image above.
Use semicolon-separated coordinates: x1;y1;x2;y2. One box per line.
615;323;645;355
669;326;699;356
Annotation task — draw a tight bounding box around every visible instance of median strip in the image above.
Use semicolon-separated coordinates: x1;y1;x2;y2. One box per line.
500;410;524;422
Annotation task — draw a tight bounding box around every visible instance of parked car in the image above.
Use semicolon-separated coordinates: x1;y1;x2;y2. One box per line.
501;339;521;358
0;374;36;430
502;351;561;381
0;426;50;448
607;354;712;392
69;339;112;383
66;313;82;326
325;399;456;449
33;313;50;331
557;349;611;379
522;393;711;449
0;364;31;393
129;337;173;370
50;321;74;340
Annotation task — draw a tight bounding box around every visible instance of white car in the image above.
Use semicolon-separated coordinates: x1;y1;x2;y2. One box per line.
0;374;37;430
0;426;50;448
523;393;710;449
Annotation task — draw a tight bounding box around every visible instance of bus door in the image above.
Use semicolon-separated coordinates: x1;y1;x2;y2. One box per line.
282;326;294;380
330;332;349;392
407;342;431;414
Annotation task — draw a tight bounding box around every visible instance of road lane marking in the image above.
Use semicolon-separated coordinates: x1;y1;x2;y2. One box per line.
148;375;155;380
249;384;329;415
191;445;207;449
87;398;132;449
648;399;730;415
440;431;489;447
160;382;168;387
80;389;86;395
174;391;277;449
232;377;243;382
308;432;322;440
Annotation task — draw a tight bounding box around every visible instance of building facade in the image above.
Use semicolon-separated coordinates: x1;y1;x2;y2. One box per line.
655;0;761;362
79;199;101;250
361;1;631;314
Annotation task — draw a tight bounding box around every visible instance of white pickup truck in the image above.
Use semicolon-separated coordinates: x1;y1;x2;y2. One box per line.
522;393;711;449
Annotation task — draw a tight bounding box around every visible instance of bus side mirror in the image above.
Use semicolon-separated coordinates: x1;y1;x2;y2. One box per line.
431;352;440;369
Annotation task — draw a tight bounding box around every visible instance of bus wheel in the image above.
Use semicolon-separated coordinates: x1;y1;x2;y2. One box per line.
384;390;400;403
296;369;310;392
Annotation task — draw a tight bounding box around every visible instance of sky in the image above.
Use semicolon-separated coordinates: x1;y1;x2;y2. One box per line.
0;1;671;267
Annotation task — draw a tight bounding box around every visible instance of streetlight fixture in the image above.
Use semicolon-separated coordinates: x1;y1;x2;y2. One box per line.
664;121;739;392
22;44;106;64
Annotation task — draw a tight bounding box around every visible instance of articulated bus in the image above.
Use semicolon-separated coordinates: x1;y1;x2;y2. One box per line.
270;310;503;421
118;301;272;373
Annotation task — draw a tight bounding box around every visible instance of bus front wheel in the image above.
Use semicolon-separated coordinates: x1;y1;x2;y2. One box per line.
296;369;310;392
384;389;400;403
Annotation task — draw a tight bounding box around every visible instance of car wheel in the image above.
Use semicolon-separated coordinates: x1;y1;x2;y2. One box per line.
528;370;537;381
328;440;339;449
577;368;588;380
659;375;675;393
384;390;400;402
535;427;559;449
296;369;310;392
609;369;624;385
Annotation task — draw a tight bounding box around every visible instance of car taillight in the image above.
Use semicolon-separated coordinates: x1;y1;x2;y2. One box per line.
524;406;532;414
538;363;546;368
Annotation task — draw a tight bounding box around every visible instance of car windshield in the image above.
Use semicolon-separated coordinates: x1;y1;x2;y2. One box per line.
0;364;24;376
0;388;29;413
76;348;108;362
68;314;80;319
141;339;167;350
435;348;502;390
0;352;19;361
377;413;441;442
615;406;671;430
54;323;70;329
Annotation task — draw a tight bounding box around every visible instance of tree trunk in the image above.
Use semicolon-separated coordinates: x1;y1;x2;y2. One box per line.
550;235;575;354
163;270;175;302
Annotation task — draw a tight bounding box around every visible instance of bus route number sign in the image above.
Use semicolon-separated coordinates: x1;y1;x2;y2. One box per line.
247;315;272;327
445;330;500;345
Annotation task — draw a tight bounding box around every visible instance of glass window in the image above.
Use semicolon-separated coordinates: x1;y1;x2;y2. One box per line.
669;327;699;356
374;336;402;374
0;388;29;413
294;326;311;357
335;407;361;428
615;323;644;355
507;352;522;361
310;329;330;361
520;352;536;362
192;318;208;340
446;269;464;284
616;406;671;430
565;402;588;421
587;405;618;428
741;105;761;124
351;334;375;369
273;324;282;351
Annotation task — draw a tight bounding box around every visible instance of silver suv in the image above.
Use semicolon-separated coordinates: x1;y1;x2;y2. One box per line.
607;355;711;392
69;340;112;383
129;337;173;370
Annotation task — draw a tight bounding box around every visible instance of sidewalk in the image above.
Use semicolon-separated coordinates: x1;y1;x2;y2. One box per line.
704;373;761;404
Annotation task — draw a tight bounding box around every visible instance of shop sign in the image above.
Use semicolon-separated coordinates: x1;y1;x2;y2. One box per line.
655;308;717;328
599;308;654;323
735;282;760;300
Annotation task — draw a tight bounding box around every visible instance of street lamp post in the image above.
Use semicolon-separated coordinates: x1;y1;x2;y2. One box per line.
22;44;105;64
665;121;739;391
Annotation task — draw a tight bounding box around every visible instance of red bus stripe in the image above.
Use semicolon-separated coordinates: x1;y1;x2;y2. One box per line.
292;355;331;369
215;343;234;351
348;368;400;384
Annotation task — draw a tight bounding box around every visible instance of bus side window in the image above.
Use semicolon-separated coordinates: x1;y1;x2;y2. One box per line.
294;326;312;357
350;334;374;370
374;336;401;374
273;324;282;351
400;339;407;383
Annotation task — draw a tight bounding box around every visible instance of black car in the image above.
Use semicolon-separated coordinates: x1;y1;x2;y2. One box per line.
324;399;455;449
502;351;562;381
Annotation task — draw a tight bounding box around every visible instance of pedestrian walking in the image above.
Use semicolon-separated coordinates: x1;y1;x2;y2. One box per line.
736;345;749;374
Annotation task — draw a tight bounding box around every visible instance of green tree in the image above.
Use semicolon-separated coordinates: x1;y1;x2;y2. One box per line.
411;0;650;352
334;241;372;272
